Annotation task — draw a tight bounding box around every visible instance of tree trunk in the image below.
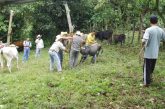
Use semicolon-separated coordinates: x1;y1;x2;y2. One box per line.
64;2;73;33
7;10;14;44
154;0;165;49
131;21;136;45
138;13;144;43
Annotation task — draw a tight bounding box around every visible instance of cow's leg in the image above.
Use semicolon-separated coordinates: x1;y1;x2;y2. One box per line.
79;56;84;64
0;55;4;68
16;56;19;69
6;58;12;73
96;46;102;56
108;37;112;45
80;55;87;64
91;55;97;63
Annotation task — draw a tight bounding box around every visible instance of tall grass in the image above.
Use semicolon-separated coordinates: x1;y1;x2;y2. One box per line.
0;43;165;109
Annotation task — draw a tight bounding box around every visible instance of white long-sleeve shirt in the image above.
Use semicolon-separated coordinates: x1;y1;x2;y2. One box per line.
49;41;66;52
35;38;44;49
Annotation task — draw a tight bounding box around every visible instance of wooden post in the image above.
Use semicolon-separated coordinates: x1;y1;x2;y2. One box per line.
63;2;73;33
7;10;14;44
138;13;144;43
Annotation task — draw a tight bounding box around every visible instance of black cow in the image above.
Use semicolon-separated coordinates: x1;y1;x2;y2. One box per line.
95;30;113;44
113;34;126;46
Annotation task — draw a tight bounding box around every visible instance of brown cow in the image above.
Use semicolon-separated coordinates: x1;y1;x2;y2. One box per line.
12;40;24;51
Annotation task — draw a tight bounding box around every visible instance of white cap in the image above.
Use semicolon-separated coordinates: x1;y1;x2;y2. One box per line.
37;34;42;38
55;35;63;41
76;31;82;36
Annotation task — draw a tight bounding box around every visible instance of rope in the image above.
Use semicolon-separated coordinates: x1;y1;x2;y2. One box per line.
138;46;145;65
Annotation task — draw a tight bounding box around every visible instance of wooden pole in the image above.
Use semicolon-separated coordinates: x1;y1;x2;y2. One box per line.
63;2;73;33
7;10;14;44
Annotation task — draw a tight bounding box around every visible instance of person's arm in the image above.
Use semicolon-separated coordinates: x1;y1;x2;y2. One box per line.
142;29;149;47
59;42;66;50
35;39;39;44
41;39;44;48
62;37;73;40
161;29;165;41
23;41;26;46
29;42;32;48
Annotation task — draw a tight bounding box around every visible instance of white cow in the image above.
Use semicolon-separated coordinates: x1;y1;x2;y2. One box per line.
0;44;19;73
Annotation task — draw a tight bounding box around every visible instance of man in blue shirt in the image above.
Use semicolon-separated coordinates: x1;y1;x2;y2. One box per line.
142;15;165;87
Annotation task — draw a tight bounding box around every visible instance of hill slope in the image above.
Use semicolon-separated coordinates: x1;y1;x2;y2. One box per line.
0;44;165;109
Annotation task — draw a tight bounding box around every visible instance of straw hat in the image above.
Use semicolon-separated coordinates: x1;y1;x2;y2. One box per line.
27;38;30;41
60;32;68;36
55;35;63;41
37;34;42;38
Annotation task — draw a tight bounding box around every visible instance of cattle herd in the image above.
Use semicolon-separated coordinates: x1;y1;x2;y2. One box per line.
95;30;126;45
0;30;126;73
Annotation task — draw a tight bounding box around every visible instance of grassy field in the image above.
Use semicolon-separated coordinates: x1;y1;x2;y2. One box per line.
0;43;165;109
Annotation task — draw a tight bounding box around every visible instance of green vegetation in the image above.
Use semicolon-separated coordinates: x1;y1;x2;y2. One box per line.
1;0;165;44
0;43;164;108
0;0;165;108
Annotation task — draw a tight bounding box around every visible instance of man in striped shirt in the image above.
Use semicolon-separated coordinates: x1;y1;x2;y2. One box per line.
23;38;32;62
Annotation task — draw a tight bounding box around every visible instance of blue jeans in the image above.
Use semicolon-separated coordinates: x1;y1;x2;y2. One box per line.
49;51;62;72
35;48;41;58
23;47;30;62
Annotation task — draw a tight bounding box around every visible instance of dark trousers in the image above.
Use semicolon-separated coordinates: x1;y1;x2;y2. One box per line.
69;50;79;68
143;58;157;85
58;50;63;67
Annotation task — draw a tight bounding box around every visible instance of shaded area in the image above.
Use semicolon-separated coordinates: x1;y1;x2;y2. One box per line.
0;0;35;5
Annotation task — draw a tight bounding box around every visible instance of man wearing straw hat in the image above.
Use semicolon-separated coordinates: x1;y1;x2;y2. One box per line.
55;32;68;66
35;34;44;58
69;31;84;68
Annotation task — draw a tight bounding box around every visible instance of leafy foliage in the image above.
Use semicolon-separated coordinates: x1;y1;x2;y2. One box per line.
0;0;165;44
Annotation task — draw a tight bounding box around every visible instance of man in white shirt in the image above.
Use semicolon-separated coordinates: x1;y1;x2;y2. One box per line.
35;34;44;58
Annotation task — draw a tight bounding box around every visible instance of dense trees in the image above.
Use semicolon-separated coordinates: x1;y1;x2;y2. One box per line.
0;0;165;45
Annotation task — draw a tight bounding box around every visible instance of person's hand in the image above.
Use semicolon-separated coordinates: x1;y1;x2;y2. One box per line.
65;49;69;53
141;39;145;47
